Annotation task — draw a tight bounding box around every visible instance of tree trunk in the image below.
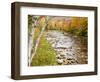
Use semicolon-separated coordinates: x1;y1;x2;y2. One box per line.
28;23;36;66
30;16;50;65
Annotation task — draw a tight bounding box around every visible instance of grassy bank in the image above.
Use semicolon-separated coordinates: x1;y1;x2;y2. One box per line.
31;30;57;66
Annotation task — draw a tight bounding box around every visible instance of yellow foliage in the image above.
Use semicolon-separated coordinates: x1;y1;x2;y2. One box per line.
39;17;46;27
39;16;87;31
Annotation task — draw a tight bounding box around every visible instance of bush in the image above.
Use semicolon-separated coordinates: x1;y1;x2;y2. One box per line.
66;27;78;35
77;27;87;37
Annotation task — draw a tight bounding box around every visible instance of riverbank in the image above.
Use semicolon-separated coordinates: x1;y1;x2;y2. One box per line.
31;30;88;66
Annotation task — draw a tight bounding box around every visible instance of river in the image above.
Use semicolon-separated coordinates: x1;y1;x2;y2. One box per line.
45;30;88;65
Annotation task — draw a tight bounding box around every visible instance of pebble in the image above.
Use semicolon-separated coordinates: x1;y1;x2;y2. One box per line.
57;59;63;64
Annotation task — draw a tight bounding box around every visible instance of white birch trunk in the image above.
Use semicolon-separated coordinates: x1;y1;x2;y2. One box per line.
30;23;47;63
28;23;36;66
30;16;50;64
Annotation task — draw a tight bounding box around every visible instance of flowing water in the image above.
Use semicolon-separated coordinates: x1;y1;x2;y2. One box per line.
45;30;88;65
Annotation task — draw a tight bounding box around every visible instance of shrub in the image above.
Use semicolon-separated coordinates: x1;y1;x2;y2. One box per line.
66;27;78;35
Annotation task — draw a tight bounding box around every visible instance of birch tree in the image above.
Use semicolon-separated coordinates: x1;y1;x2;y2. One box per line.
28;16;39;66
29;16;51;65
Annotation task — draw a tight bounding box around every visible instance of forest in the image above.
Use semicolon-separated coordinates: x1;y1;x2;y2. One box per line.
28;15;88;66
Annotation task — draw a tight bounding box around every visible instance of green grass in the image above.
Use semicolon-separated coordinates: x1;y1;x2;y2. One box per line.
33;28;40;45
31;32;57;66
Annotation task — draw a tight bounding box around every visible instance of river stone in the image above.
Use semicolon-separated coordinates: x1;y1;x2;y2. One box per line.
56;55;62;59
57;59;63;64
63;60;68;65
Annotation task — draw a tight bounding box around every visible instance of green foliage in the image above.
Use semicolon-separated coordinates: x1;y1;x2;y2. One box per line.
31;32;57;66
33;28;40;45
66;26;87;37
28;15;32;25
28;15;32;34
66;27;78;35
77;27;87;37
